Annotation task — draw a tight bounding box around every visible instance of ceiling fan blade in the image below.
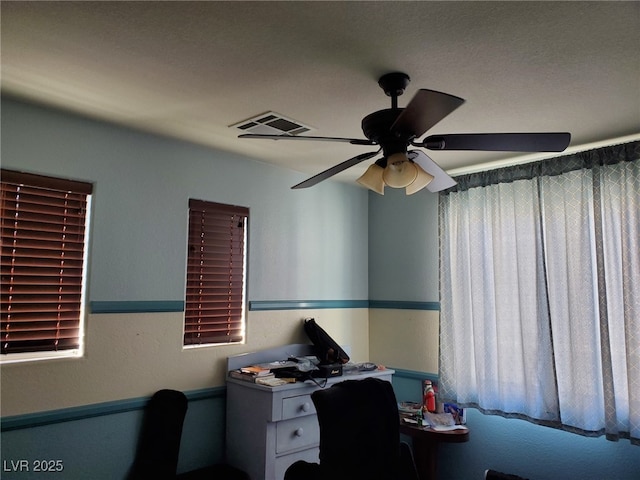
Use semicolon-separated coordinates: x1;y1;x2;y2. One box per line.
407;150;457;192
239;133;375;146
391;89;465;138
419;132;571;152
292;150;381;189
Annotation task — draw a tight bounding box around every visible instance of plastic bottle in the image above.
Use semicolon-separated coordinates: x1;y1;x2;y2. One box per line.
414;405;423;425
423;380;436;413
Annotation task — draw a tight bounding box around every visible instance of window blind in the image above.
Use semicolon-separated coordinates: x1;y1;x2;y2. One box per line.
1;169;92;355
185;199;248;346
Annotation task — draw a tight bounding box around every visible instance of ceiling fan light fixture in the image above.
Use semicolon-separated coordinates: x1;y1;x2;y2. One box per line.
382;152;418;188
356;163;385;195
358;153;434;195
405;162;434;195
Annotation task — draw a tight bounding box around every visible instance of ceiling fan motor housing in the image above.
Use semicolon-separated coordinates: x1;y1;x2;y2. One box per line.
361;108;409;160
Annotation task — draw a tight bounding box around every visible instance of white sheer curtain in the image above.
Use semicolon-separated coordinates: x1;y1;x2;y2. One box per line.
594;160;640;440
439;143;639;443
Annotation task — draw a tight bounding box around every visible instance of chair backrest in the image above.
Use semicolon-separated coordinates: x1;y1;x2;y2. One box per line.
311;377;402;480
128;389;188;480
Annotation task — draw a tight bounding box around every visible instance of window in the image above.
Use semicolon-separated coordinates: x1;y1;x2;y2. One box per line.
439;142;639;443
184;199;248;346
1;169;92;362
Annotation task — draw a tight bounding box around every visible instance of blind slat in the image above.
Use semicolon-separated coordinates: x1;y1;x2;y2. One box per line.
184;313;244;323
1;324;80;337
2;338;80;354
1;312;80;323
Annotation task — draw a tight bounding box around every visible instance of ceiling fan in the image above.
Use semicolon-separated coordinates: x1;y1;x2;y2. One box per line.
239;72;571;194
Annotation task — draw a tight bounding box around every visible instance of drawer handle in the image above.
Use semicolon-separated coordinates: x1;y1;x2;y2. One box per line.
301;402;311;412
294;427;304;437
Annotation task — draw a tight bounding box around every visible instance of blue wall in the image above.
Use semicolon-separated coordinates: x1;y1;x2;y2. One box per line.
1;97;369;305
368;187;440;303
1;390;227;479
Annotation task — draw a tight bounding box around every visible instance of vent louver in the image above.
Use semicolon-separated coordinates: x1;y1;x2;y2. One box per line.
231;112;313;136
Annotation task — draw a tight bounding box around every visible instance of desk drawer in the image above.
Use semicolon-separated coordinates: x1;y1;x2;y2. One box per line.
282;394;315;419
276;416;319;454
275;447;319;479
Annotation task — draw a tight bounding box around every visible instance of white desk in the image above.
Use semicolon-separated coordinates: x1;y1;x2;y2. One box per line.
225;344;394;480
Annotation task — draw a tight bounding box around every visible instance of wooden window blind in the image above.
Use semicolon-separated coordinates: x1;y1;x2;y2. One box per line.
185;199;248;346
1;169;92;356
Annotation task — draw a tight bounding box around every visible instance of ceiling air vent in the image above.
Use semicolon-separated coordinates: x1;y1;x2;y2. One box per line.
231;112;313;136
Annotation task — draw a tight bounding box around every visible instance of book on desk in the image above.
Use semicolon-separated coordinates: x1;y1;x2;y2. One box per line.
228;369;298;386
228;359;308;384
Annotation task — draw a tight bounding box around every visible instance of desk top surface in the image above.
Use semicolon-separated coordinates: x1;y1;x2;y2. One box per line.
399;415;470;442
227;343;394;392
227;366;394;392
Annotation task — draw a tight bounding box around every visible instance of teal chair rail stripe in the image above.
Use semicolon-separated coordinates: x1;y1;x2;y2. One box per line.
248;300;440;311
1;387;226;432
248;300;369;311
1;374;436;432
89;300;440;314
369;301;440;310
1;373;437;431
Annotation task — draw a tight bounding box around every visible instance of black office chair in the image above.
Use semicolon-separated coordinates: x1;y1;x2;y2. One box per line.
128;389;249;480
485;470;529;480
284;377;419;480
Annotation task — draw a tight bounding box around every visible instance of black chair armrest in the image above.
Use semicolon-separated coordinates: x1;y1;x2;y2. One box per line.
400;442;420;480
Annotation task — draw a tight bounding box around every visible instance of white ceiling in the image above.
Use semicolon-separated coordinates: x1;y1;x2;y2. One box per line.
2;1;639;185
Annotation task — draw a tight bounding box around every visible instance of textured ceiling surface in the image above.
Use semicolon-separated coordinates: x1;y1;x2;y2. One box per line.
2;1;639;184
